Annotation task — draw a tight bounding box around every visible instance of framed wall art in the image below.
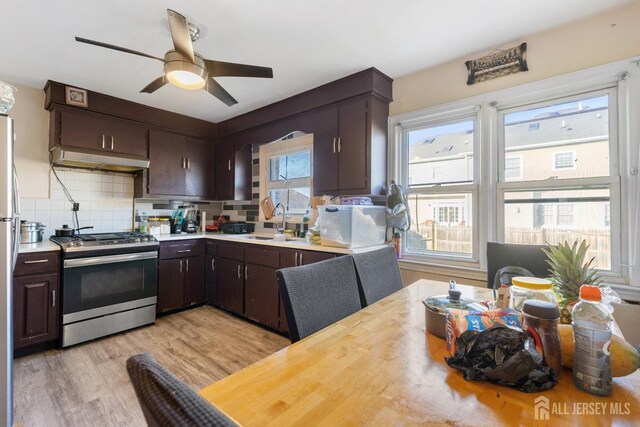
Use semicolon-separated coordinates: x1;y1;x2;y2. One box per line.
65;86;88;107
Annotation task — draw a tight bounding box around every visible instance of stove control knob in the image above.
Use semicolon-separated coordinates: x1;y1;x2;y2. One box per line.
66;241;74;247
134;237;141;243
78;241;84;246
141;237;148;242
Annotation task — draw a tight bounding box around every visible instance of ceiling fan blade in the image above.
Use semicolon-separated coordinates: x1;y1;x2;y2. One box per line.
75;37;163;62
167;9;195;63
205;79;238;107
205;60;273;78
140;76;167;94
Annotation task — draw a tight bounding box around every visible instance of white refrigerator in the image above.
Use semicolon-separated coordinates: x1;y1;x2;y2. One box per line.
0;114;18;426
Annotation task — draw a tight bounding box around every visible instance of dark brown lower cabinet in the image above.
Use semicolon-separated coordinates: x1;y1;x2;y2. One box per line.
13;251;61;353
216;257;244;314
183;256;205;306
157;259;185;312
205;241;217;304
157;240;206;314
13;272;59;349
243;245;280;328
244;264;279;328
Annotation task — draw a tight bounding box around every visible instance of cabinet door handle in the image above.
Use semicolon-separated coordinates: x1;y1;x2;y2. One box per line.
211;258;215;271
180;259;183;273
52;290;56;308
23;259;48;264
187;158;191;170
101;134;106;149
244;265;248;280
337;137;341;153
110;136;114;150
177;249;192;253
186;259;189;272
181;157;185;169
228;159;231;171
299;252;303;265
294;252;299;266
237;264;241;279
332;137;336;154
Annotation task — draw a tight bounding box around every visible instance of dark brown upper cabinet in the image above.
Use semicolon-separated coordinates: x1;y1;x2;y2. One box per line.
215;139;252;201
313;96;388;196
143;129;215;199
53;106;148;158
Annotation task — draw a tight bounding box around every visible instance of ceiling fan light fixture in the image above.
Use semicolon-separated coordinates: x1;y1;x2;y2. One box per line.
164;50;208;90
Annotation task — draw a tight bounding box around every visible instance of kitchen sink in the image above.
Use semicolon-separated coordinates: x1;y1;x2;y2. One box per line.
244;236;274;241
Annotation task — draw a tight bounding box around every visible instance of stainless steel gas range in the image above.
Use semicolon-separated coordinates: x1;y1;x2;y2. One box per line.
50;232;158;347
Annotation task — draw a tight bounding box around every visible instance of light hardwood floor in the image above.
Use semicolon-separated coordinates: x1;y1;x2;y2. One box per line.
13;306;290;427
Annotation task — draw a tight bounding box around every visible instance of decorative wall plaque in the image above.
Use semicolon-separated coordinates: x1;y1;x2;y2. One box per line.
465;43;528;85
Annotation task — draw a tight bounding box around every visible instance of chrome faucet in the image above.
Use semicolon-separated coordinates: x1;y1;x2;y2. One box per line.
274;203;286;233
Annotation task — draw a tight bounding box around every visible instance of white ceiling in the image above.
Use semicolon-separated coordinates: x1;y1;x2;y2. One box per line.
0;0;632;123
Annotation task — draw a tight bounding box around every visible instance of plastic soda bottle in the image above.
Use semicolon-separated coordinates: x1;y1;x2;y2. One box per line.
572;285;613;396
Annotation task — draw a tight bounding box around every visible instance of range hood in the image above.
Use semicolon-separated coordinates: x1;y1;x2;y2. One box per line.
50;147;149;172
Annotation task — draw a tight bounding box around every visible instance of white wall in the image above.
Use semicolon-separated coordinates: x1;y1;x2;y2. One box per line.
9;83;50;198
391;2;640;116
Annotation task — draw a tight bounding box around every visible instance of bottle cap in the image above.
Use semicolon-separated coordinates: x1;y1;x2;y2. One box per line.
579;285;602;302
511;277;552;290
522;300;560;320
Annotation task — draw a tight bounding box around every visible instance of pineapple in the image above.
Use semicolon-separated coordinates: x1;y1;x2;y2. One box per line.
542;240;602;323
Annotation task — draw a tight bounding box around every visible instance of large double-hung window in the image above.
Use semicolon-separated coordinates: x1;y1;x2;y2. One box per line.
399;109;479;262
391;59;638;291
497;91;619;271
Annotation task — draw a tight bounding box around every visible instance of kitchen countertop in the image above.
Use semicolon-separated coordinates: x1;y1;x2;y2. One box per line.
18;233;387;254
155;232;387;254
18;240;60;254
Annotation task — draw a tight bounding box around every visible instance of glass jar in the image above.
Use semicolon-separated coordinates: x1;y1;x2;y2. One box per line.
522;300;562;378
509;277;556;311
148;217;161;237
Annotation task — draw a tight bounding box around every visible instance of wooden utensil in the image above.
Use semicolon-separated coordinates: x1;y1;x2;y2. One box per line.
261;196;275;220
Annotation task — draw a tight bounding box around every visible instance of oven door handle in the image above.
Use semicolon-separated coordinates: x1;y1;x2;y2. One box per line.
64;251;158;268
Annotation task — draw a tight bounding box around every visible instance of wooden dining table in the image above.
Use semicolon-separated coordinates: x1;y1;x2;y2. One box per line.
199;279;640;426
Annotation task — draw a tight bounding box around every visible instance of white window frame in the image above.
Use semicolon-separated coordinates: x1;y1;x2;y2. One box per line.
496;87;620;276
395;107;481;266
258;134;313;222
552;151;577;171
389;57;640;295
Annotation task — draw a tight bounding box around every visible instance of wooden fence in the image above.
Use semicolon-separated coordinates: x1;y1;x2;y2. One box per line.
407;224;611;269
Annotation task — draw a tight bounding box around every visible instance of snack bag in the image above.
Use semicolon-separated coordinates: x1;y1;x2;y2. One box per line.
446;308;522;354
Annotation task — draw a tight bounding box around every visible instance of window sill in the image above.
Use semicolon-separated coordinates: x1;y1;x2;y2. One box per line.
398;258;487;283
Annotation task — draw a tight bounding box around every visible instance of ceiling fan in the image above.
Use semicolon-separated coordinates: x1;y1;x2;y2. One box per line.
75;9;273;106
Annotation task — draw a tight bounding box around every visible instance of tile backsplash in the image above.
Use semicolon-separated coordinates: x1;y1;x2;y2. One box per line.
20;169;135;235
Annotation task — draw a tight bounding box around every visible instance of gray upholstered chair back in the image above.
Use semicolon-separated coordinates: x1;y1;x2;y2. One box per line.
351;247;403;307
276;255;361;343
486;242;550;289
126;353;237;427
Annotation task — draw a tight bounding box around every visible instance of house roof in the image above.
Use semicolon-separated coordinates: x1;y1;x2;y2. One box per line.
409;107;608;162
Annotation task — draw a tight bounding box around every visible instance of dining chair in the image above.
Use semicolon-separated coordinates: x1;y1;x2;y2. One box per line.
126;353;237;427
351;246;403;307
486;242;550;289
276;255;362;343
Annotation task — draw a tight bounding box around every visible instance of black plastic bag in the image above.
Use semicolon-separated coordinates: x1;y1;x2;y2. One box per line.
445;323;557;392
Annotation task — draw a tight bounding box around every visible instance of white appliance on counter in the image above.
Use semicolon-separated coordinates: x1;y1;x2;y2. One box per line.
0;113;19;426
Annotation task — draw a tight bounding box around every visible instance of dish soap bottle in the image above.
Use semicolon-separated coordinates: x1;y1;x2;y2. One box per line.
572;285;613;396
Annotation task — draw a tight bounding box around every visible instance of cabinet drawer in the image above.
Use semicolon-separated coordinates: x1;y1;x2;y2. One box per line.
206;241;217;256
244;246;279;269
14;252;60;276
159;240;204;259
217;243;244;261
